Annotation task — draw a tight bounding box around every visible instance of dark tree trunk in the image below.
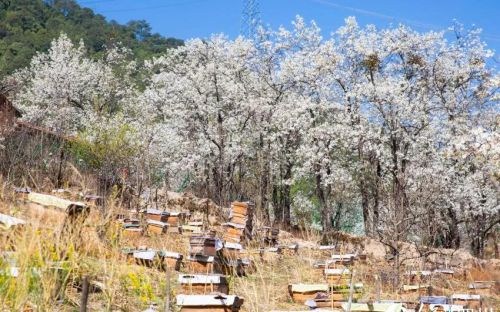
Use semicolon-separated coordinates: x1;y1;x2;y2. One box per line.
282;163;292;227
315;170;330;231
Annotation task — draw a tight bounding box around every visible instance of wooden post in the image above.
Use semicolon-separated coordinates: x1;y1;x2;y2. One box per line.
80;276;89;312
165;266;171;312
56;144;65;188
346;269;356;312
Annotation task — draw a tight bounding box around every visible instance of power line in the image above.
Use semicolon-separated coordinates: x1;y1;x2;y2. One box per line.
82;0;211;13
304;0;500;43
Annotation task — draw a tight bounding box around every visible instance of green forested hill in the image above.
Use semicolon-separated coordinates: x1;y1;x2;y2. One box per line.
0;0;183;76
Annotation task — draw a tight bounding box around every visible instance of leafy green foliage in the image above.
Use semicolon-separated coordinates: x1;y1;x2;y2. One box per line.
0;0;183;77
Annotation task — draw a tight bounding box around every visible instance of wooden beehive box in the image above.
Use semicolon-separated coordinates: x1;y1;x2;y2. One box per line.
280;244;298;256
176;294;244;312
223;223;245;236
83;195;104;207
145;208;168;222
190;236;220;257
405;270;432;284
451;294;481;309
14;187;31;200
0;213;26;231
288;284;329;303
159;251;183;271
312;260;335;279
223;242;242;260
179;274;229;295
318;245;336;257
231;202;248;215
222;258;253;276
229;213;247;226
433;268;454;277
261;247;282;262
146;219;169;235
182;224;203;236
122;228;142;237
324;268;351;286
25;192;89;220
312;298;345;308
164;211;186;226
186;255;222;274
331;254;355;265
133;250;160;268
468;281;495;295
222;222;245;243
402;284;431;295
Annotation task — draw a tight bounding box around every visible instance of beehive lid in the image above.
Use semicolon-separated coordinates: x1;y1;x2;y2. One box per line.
331;254;356;260
133;250;157;261
147;219;168;227
342;303;403;312
419;296;448;304
222;222;246;230
145;208;166;215
182;225;203;232
0;213;26;229
178;274;225;284
159;251;182;259
290;284;329;293
318;245;336;250
187;255;215;263
406;270;432;276
451;294;480;300
167;211;183;216
324;268;350;275
176;294;240;307
27;192;87;213
224;242;243;250
403;285;430;291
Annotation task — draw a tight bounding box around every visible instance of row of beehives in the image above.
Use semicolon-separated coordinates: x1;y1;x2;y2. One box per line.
288;250;497;311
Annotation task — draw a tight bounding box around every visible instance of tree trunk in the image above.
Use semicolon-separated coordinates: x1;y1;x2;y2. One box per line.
258;135;270;223
315;171;330;231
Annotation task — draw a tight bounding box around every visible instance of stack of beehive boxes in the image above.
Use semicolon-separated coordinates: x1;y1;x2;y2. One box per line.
186;235;223;274
178;228;241;310
222;202;251;243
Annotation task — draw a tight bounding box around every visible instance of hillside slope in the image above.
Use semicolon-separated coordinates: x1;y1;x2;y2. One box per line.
0;0;183;77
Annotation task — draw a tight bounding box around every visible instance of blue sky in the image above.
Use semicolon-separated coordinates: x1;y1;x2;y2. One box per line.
77;0;500;52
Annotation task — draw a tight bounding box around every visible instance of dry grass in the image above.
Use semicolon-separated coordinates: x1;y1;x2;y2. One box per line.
0;177;498;311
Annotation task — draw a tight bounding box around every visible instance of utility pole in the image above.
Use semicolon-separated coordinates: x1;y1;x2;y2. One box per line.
241;0;261;38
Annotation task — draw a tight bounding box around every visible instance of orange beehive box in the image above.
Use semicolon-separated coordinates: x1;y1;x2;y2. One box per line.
451;294;481;309
230;214;247;225
159;251;183;271
185;255;223;274
231;202;248;215
146;220;168;235
223;242;242;260
324;268;351;286
288;284;329;303
179;274;229;295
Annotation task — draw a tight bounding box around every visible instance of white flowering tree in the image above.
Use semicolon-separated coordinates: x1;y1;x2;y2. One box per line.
14;34;136;133
140;35;259;205
12;34;142;190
